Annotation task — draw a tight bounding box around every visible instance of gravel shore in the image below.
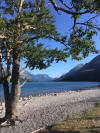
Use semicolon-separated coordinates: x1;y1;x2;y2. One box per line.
0;88;100;133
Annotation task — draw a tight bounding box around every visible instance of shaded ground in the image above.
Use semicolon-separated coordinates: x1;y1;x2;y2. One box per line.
37;102;100;133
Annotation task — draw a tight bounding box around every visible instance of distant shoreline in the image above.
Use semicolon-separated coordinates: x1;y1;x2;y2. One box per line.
0;83;99;101
0;85;99;101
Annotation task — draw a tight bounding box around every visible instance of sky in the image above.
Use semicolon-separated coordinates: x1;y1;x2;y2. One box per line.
26;5;100;78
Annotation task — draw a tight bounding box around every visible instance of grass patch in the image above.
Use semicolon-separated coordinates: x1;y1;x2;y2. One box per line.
38;102;100;133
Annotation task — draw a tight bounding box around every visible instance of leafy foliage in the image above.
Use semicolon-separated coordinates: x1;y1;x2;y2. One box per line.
0;0;68;71
68;26;98;60
0;0;100;70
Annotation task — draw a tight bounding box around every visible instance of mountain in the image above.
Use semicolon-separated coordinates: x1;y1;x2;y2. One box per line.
57;64;84;81
57;54;100;82
21;71;53;82
0;68;53;82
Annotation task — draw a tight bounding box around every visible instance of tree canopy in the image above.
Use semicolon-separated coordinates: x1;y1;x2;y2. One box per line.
0;0;69;73
50;0;100;59
0;0;100;68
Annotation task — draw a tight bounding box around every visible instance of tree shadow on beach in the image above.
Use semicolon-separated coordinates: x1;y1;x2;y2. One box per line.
0;117;23;127
67;116;100;121
88;129;100;133
38;124;100;133
39;129;100;133
39;125;81;133
39;130;81;133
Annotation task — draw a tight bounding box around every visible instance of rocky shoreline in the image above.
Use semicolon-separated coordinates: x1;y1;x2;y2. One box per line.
0;88;100;133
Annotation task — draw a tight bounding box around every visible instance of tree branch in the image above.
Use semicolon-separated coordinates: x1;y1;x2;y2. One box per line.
23;22;37;31
50;0;90;15
46;35;68;47
0;46;5;81
84;14;100;24
20;79;27;88
73;15;77;30
18;0;24;16
6;47;11;83
76;22;100;31
17;0;24;31
0;35;7;39
20;66;29;74
59;0;73;10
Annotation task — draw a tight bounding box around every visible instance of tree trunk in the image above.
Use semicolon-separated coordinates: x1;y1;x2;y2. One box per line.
2;0;23;120
0;47;10;118
5;48;20;120
3;77;10;118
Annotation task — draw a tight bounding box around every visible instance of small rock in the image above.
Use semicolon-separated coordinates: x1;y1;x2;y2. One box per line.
54;93;57;96
19;97;22;101
0;106;3;110
1;102;5;107
23;97;28;101
28;95;32;99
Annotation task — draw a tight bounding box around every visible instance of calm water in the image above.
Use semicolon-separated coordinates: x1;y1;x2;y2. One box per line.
0;81;100;100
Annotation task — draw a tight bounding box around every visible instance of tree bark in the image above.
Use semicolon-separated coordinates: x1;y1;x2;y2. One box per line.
6;47;11;83
5;48;20;119
3;0;24;120
3;47;12;119
0;47;11;120
3;77;10;118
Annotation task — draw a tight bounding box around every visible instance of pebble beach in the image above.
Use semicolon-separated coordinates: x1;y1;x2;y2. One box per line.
0;88;100;133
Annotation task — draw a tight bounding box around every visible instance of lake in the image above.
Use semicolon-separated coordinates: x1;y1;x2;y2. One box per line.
0;81;100;100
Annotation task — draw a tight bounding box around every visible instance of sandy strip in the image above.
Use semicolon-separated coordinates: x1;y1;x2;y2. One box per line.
0;88;100;133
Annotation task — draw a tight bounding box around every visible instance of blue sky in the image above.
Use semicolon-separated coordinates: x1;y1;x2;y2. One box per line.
26;7;100;78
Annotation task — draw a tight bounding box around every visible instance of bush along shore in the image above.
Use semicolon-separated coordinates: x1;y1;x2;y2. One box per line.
0;88;100;133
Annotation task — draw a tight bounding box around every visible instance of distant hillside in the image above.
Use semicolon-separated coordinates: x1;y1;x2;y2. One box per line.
0;69;53;82
57;54;100;82
57;64;84;81
21;71;53;82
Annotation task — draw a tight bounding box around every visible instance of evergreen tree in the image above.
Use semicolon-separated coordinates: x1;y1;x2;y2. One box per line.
0;0;68;124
